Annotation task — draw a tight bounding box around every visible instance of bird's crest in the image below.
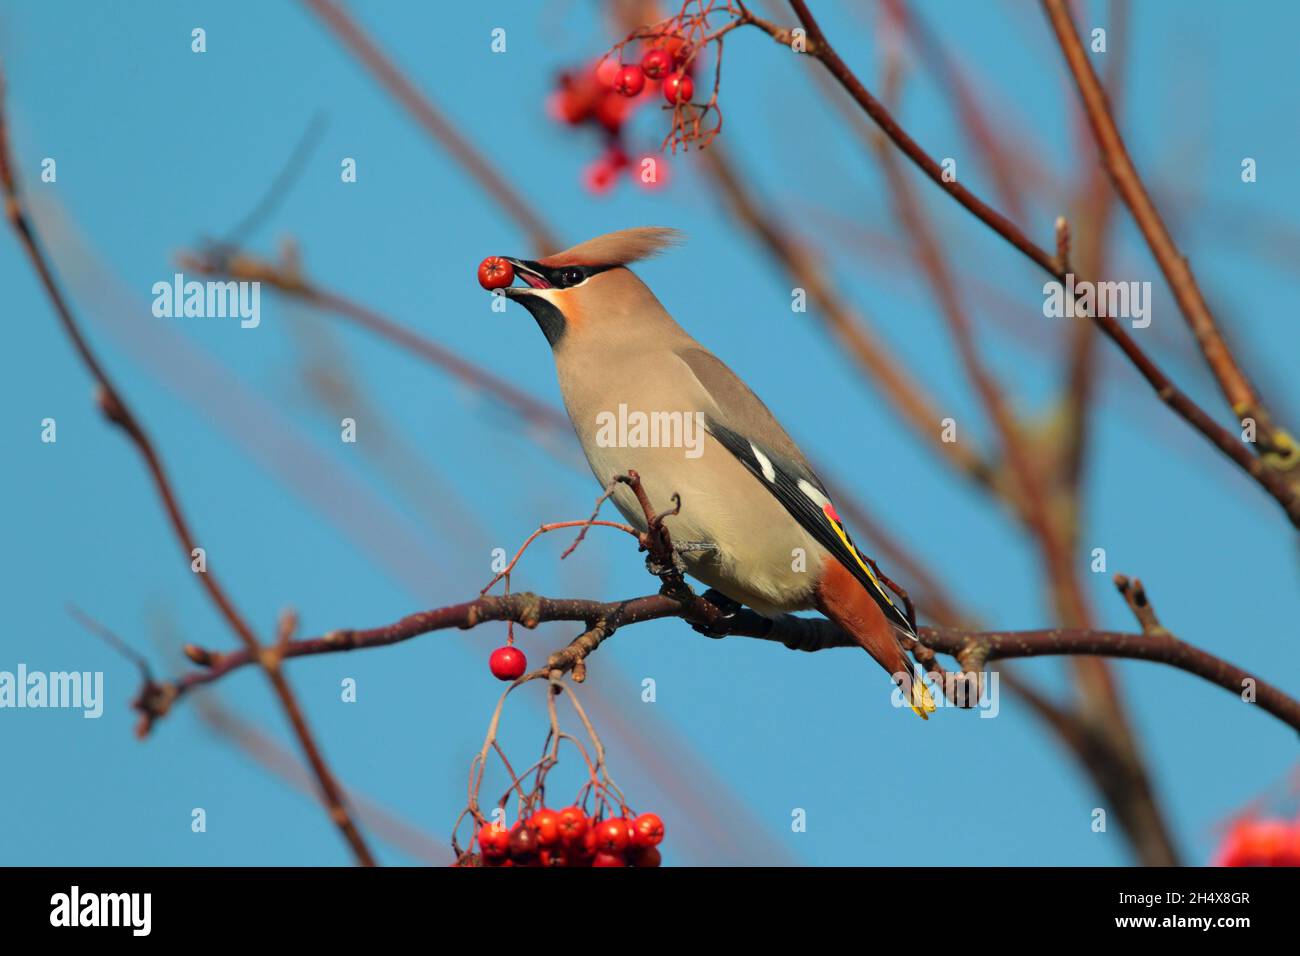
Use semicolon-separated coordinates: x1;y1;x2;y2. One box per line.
538;227;684;268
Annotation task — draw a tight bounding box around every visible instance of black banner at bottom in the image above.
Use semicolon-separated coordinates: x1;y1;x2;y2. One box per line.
0;865;1286;940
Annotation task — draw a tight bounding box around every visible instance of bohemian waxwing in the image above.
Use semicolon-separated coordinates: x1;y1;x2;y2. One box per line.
494;227;934;717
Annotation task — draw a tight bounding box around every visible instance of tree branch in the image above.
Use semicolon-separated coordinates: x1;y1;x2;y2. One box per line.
699;142;998;489
145;578;1300;736
1042;0;1300;475
300;0;560;253
179;246;573;440
0;76;376;867
744;0;1300;529
136;476;1300;737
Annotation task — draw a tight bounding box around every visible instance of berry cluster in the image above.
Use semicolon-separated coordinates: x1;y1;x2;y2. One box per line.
474;807;665;867
1214;816;1300;866
452;633;646;868
547;36;698;194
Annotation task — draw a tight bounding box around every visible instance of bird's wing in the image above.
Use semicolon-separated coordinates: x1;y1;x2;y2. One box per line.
675;347;913;634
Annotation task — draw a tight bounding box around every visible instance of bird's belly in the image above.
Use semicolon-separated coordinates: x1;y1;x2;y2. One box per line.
579;437;824;616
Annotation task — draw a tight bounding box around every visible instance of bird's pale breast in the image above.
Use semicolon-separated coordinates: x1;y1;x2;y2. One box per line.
561;360;827;616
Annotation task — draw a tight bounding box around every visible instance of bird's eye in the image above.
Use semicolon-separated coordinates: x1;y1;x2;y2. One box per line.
560;267;583;287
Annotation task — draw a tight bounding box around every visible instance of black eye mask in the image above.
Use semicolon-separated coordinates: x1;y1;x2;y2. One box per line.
513;260;616;290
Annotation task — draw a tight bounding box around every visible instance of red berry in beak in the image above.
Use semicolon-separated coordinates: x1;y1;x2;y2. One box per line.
477;256;514;290
489;645;527;680
663;73;693;105
614;64;645;97
641;48;673;79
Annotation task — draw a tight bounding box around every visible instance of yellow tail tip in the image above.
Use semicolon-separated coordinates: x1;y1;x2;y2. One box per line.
908;679;937;719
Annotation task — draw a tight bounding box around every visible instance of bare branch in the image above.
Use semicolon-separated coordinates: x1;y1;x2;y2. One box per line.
1042;0;1300;476
300;0;560;253
699;143;998;488
0;77;376;867
146;581;1300;735
732;0;1300;528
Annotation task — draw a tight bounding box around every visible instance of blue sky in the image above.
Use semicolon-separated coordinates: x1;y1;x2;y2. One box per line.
2;0;1297;866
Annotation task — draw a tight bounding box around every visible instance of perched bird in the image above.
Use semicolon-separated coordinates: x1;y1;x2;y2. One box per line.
493;227;933;716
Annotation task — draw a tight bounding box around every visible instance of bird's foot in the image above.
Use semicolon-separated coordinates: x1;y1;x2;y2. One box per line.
646;540;712;580
690;588;743;639
643;549;685;579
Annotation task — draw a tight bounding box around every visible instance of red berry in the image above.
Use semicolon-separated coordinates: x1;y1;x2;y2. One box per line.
538;847;571;867
641;48;673;79
477;256;514;291
593;92;633;132
631;845;662;867
614;64;645;97
489;646;526;681
1213;817;1300;866
604;146;630;171
477;821;511;859
661;33;690;68
567;842;594;867
557;806;589;845
595;57;621;90
583;157;618;195
529;808;562;847
1287;823;1300;865
508;821;539;861
594;817;630;854
1238;819;1291;865
631;812;665;848
662;73;693;105
549;89;589;126
592;851;626;867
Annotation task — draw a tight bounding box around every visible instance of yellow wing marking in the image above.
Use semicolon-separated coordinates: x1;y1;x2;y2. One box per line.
826;513;897;611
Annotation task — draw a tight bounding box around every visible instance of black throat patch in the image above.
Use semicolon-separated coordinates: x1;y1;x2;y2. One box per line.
514;293;567;347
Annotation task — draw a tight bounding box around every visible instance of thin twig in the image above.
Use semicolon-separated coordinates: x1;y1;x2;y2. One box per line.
699;142;998;488
740;0;1300;528
0;78;376;867
301;0;560;253
1042;0;1300;478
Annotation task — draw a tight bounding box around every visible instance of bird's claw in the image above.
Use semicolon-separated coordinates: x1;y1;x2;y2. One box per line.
690;588;742;638
644;551;685;578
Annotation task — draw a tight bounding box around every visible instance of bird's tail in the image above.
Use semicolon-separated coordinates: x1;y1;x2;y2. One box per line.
815;559;936;719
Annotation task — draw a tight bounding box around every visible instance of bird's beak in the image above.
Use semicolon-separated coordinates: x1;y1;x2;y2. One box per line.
495;255;567;346
500;257;552;297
